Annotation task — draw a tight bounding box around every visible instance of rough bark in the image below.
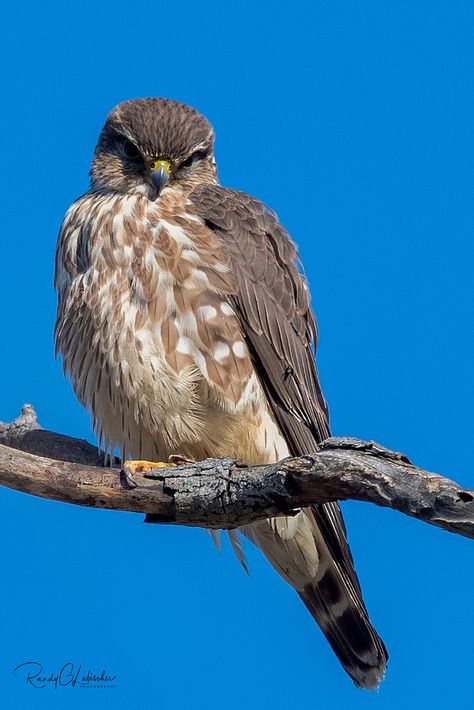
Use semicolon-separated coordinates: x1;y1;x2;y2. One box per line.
0;405;472;538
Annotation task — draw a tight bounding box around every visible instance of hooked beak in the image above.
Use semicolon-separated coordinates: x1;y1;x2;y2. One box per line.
148;159;172;197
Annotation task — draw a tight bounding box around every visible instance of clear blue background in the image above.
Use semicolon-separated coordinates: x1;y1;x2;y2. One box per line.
0;1;472;708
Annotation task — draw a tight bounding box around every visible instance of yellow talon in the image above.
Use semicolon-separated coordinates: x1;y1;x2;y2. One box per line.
123;459;177;476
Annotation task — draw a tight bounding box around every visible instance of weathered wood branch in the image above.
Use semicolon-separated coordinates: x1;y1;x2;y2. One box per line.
0;405;473;538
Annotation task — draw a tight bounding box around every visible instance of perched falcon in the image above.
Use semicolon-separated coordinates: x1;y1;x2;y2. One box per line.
55;98;388;689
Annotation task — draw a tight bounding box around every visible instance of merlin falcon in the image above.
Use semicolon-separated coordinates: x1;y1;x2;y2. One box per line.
55;98;388;688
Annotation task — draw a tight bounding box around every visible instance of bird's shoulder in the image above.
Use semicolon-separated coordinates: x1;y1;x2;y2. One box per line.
189;183;317;343
189;184;284;239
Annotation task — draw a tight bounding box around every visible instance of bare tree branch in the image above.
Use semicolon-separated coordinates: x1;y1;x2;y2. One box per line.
0;405;473;538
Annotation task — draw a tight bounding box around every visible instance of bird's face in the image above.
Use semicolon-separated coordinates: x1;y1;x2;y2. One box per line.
90;98;217;199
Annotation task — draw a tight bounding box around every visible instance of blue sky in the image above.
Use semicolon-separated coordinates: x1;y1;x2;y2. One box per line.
0;1;472;708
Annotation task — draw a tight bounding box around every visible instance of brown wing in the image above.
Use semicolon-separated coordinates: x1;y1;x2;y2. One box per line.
190;185;387;688
194;187;329;437
190;184;359;581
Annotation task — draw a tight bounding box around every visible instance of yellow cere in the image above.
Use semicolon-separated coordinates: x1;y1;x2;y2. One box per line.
148;159;172;174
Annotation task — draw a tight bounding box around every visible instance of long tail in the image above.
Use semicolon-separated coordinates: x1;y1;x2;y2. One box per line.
241;507;388;690
298;575;387;689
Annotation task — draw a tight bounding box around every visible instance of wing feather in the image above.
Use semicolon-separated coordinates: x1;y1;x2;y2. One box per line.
190;185;387;688
189;185;372;579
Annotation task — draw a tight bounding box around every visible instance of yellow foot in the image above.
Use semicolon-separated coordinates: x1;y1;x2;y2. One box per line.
121;455;195;488
122;458;177;476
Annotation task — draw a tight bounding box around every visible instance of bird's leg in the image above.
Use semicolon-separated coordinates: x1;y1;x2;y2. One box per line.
123;458;176;476
122;454;195;477
122;455;196;498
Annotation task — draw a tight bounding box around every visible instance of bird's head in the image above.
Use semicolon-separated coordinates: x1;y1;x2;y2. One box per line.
90;98;216;199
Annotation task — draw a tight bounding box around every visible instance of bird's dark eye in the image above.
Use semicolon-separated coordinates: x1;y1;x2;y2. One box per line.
181;150;209;169
122;139;140;160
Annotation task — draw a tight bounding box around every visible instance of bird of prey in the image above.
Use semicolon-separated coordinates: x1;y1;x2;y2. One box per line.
55;98;388;689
